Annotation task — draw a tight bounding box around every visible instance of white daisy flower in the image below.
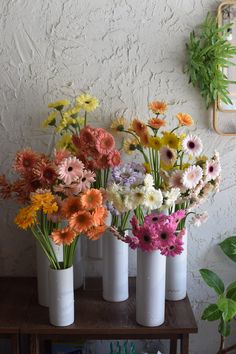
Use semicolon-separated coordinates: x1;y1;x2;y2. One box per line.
205;160;221;181
182;165;203;189
143;174;154;189
130;187;146;208
163;188;181;207
143;188;163;210
182;134;203;157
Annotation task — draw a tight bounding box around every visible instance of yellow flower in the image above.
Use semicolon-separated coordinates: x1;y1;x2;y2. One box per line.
15;206;37;230
143;163;151;173
148;136;162;150
56;133;75;152
42;111;58;128
48;100;70;111
111;117;127;132
31;192;58;214
74;116;85;126
196;155;208;163
76;94;99;112
181;163;190;170
161;132;180;150
64;106;81;118
160;161;174;171
123;138;137;154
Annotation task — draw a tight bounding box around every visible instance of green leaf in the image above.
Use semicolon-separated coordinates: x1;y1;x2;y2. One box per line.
219;318;231;337
226;281;236;301
219;236;236;262
217;296;236;322
200;269;225;295
201;304;222;321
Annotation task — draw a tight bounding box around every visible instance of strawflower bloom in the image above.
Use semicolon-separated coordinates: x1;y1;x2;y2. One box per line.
148;101;167;115
176;113;193;126
51;227;77;246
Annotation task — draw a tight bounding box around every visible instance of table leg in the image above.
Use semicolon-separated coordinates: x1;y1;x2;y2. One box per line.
29;334;40;354
11;334;20;354
170;337;177;354
180;334;189;354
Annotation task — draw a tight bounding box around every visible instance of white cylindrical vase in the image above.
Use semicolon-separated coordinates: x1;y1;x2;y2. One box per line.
73;236;84;289
136;249;166;327
86;238;103;259
103;230;129;302
36;243;50;307
49;266;74;327
166;229;187;301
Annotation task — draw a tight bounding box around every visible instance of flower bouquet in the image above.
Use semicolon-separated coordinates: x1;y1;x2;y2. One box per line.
0;148;107;325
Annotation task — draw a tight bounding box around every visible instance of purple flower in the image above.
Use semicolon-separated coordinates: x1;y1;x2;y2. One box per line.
111;163;145;187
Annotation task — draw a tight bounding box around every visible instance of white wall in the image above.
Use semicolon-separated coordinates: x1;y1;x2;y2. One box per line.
0;0;236;353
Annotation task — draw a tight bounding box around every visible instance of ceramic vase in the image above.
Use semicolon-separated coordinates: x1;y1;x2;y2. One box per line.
136;248;166;327
166;229;187;301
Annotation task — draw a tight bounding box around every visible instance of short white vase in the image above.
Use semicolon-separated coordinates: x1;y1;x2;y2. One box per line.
49;265;74;327
165;229;188;301
136;249;166;327
102;230;129;302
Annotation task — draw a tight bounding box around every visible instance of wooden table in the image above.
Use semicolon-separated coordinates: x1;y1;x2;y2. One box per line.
18;277;198;354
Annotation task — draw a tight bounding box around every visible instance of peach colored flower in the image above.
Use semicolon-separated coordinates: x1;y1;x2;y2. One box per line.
92;207;108;226
107;150;121;167
81;189;103;210
69;211;94;233
176;113;193;126
13;149;40;175
148;101;167;115
95;132;115;155
131;118;147;137
61;196;82;218
51;227;77;246
148;117;166;129
86;224;106;240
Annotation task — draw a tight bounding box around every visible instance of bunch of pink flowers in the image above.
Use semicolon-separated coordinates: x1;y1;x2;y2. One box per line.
72;125;121;172
125;210;186;256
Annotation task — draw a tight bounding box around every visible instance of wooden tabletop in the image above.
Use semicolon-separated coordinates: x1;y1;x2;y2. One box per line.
0;277;197;338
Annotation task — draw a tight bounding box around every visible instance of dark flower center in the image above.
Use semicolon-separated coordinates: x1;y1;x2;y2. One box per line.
23;159;31;167
209;166;214;172
129;144;136;151
85;101;90;104
44;169;54;179
68;166;73;172
169;245;175;250
152;217;158;222
117;125;124;131
166;150;173;159
143;234;150;243
160;232;167;240
188;141;195;149
82;177;86;182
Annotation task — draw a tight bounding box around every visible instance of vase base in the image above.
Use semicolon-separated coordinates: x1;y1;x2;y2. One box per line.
102;294;129;302
136;317;165;327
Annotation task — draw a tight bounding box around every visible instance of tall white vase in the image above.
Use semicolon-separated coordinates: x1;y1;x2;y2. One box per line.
36;240;63;307
86;238;103;259
102;230;129;302
136;249;166;327
166;229;187;301
73;236;84;289
49;266;74;326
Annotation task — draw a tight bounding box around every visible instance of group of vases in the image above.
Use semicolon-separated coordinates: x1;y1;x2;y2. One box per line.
36;229;187;328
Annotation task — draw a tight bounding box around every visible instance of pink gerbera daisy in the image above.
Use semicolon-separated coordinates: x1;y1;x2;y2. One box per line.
182;165;203;189
155;223;176;248
125;235;140;250
137;225;159;252
160;237;184;256
54;149;71;165
58;157;84;185
79;170;96;191
144;213;168;225
182;135;203;157
130;215;139;236
205;160;221;181
95;131;115;155
169;210;186;227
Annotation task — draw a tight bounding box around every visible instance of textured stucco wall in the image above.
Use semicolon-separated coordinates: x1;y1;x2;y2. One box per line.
1;0;236;353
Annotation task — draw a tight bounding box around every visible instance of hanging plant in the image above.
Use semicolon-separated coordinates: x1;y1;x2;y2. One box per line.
185;13;236;108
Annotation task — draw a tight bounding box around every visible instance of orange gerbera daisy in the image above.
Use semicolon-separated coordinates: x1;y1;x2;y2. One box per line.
92;207;108;226
51;227;77;246
69;211;94;233
148;101;167;115
148;117;166;129
139;131;150;147
61;196;82;218
176;113;193;126
80;189;103;210
86;224;107;240
131;118;147;137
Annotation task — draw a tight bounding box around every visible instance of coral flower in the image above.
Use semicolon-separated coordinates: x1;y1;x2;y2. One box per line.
86;224;107;240
92;207;108;226
131;118;147;137
58;157;84;185
54;149;71;165
148;117;166;129
61;196;82;218
69;211;94;233
176;113;193;126
51;227;77;246
33;160;57;186
95;132;115;155
108;150;121;167
110;117;127;132
81;189;103;210
13;149;40;174
79;126;95;148
148;101;167;115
